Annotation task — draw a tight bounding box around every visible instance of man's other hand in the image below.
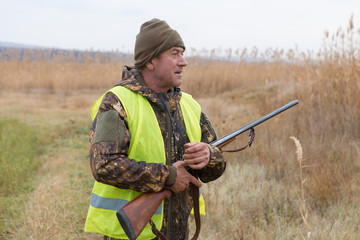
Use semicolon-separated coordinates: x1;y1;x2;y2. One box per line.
170;161;202;193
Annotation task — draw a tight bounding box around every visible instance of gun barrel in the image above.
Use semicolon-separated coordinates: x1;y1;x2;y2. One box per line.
210;100;299;147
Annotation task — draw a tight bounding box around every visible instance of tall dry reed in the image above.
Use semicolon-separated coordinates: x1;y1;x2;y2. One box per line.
0;49;132;92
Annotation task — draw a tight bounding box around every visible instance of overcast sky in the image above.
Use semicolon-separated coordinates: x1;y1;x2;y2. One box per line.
1;0;359;54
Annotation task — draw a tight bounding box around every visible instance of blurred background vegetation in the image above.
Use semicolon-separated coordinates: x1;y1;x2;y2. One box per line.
0;17;359;239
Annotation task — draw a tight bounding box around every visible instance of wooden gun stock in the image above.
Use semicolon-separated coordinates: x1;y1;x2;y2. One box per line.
116;100;299;239
116;189;172;240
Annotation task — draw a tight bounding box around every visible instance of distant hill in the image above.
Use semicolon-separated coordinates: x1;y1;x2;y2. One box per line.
0;41;42;49
0;41;133;62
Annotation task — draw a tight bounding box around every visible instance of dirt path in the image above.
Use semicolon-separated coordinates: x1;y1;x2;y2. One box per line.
1;91;102;239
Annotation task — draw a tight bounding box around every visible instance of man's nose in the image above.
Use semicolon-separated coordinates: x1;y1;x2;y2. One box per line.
179;55;188;66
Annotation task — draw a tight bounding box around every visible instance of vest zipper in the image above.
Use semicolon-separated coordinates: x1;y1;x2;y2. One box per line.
163;98;173;240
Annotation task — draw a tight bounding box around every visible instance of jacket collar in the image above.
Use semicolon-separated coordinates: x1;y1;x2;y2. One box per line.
115;66;182;110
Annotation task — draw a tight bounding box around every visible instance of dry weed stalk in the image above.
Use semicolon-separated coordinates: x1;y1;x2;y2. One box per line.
290;136;311;239
350;142;360;159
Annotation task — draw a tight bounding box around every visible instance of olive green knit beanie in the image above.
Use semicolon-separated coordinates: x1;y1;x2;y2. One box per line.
134;18;185;69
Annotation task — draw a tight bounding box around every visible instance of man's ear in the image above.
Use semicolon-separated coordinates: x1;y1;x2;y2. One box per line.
145;60;155;71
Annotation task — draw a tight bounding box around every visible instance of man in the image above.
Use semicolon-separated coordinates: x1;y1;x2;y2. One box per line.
84;18;226;240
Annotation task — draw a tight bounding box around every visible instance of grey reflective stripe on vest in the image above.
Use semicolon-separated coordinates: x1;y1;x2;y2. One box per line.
90;193;162;214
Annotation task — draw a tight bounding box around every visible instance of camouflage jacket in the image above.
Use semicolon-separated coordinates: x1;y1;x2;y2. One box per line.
89;66;226;240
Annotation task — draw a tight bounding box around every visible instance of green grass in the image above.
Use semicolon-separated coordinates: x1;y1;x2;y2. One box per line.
0;118;43;235
0;115;98;239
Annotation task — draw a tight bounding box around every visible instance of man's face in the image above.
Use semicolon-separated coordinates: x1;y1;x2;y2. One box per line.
151;47;188;92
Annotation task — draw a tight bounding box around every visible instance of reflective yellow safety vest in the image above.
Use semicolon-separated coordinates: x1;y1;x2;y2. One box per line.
84;86;205;239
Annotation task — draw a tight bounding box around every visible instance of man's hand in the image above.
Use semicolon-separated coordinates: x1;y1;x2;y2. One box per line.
170;161;202;193
183;142;210;170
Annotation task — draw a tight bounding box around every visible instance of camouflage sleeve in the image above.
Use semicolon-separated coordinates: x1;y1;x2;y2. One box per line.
198;112;226;183
89;92;174;193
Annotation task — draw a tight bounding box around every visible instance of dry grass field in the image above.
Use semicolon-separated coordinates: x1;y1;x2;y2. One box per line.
1;18;359;239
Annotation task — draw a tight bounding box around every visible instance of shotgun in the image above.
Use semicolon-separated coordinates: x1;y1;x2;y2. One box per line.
116;100;299;240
